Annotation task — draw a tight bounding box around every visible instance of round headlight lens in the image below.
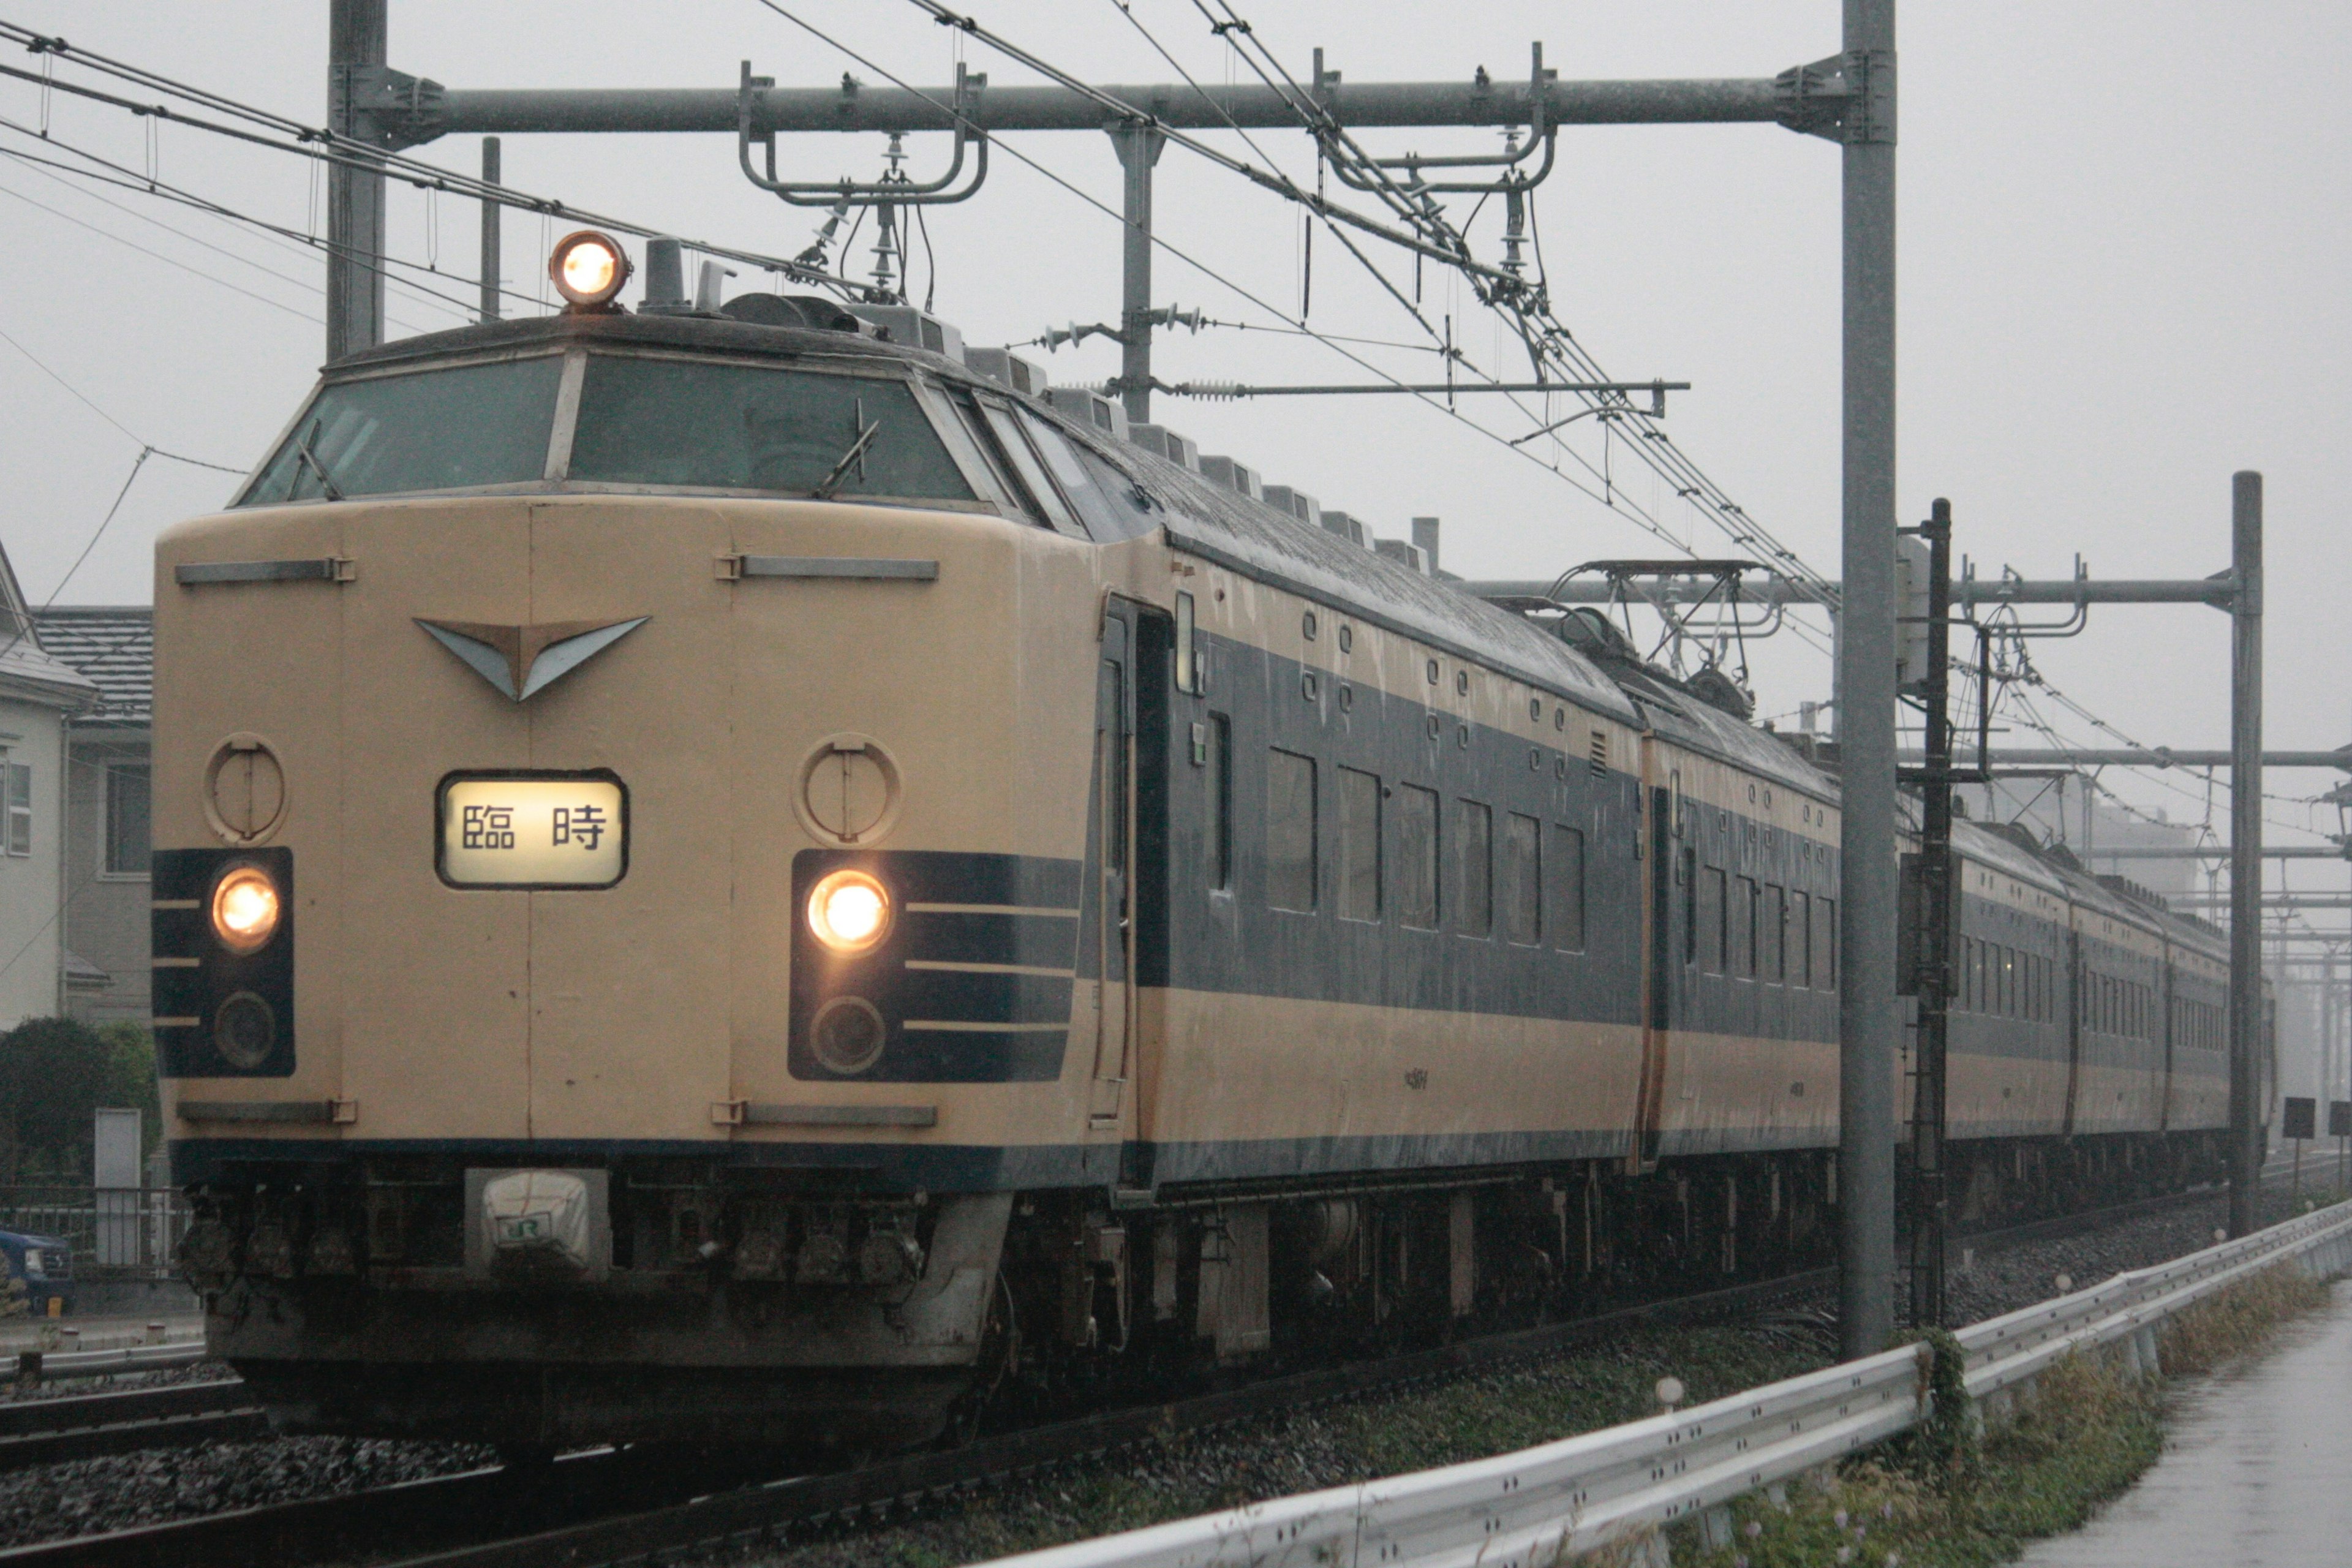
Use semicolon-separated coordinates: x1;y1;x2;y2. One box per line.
210;866;282;955
549;230;631;307
807;869;891;954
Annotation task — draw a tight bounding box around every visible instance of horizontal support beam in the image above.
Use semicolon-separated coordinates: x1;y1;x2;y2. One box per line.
1909;748;2352;770
1462;575;2235;608
2085;845;2349;861
1155;380;1688;399
2175;896;2352;909
424;76;1803;143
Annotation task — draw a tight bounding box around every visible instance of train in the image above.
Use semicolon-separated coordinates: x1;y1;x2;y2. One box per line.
154;230;2258;1455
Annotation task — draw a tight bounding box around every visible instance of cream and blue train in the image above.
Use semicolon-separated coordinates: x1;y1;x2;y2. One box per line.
154;233;2242;1452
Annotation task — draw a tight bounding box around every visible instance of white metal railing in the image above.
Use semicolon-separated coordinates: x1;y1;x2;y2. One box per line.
981;1199;2352;1568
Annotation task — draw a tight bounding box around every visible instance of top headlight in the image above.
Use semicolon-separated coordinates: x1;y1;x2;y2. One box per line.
549;230;632;308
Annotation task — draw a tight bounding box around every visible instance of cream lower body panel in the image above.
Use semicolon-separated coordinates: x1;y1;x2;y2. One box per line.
1137;989;1645;1185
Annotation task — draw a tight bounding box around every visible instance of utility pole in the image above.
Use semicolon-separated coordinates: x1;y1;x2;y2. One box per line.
325;0;388;360
478;137;501;323
2230;471;2264;1236
1905;499;1954;1328
1837;0;1899;1358
1110;123;1165;428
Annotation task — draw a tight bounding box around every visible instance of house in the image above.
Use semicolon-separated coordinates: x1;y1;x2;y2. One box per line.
0;540;100;1028
30;607;154;1027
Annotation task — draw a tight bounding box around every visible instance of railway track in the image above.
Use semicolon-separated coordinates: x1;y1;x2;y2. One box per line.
0;1381;263;1473
0;1179;2257;1568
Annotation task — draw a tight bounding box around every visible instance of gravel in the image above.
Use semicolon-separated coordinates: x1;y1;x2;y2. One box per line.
0;1357;241;1406
1945;1184;2323;1327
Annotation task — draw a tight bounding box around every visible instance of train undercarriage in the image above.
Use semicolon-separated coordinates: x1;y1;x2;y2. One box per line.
182;1129;2228;1454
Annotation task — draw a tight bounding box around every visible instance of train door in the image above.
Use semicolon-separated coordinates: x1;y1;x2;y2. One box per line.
1087;599;1170;1139
1088;612;1136;1128
2159;948;2177;1132
1631;749;1675;1169
2061;926;2084;1137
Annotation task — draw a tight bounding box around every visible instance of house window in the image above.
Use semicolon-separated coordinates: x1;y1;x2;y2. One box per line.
1336;766;1382;922
1266;748;1317;911
3;759;28;858
1394;783;1438;930
105;763;151;875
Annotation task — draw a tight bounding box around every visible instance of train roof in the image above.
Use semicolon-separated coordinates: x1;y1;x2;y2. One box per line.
333;309;1648;729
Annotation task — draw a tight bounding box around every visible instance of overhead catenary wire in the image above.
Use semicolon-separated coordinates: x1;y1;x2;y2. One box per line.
910;0;1836;658
0;28;869;301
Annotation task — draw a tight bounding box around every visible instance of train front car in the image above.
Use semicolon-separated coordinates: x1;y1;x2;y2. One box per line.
155;250;1156;1451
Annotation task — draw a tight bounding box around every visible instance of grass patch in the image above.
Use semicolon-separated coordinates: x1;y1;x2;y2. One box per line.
1676;1266;2332;1568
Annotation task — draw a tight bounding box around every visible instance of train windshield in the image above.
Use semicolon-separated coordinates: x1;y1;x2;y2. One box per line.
239;356;564;505
566;356;974;500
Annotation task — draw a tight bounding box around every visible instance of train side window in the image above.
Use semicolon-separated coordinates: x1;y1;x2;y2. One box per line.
1761;884;1784;981
1732;877;1760;978
976;399;1084;535
1817;897;1838;986
1266;748;1317;912
1551;826;1586;952
1502;813;1542;946
1790;891;1811;986
1455;800;1494;938
1019;409;1145;541
1395;785;1439;930
1175;592;1199;695
1703;867;1727;974
1336;767;1382;922
1205;713;1231;891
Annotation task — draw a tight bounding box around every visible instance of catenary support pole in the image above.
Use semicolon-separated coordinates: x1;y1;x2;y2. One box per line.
478;137;501;323
1110;124;1165;428
1905;499;1953;1329
1839;0;1899;1356
2230;470;2264;1237
326;0;388;360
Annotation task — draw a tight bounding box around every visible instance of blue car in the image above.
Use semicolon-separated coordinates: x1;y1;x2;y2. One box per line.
0;1231;75;1318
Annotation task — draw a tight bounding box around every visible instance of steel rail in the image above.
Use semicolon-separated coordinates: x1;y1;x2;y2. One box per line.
0;1381;260;1472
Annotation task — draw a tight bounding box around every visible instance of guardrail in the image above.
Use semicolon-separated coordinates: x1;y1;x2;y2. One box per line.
983;1198;2352;1568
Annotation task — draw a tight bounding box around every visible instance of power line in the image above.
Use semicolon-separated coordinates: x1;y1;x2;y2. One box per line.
0;174;320;324
754;0;1806;588
0;25;866;297
0;140;448;334
903;0;1836;652
0;323;243;473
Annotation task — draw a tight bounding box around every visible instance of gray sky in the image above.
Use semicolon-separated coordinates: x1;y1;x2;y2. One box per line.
4;1;2350;854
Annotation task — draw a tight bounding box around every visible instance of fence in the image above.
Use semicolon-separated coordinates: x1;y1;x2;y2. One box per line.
0;1186;191;1281
983;1198;2352;1568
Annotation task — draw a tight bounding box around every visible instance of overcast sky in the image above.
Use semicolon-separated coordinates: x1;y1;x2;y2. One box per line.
3;1;2350;862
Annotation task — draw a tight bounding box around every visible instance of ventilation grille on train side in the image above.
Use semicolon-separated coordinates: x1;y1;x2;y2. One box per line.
1588;729;1609;778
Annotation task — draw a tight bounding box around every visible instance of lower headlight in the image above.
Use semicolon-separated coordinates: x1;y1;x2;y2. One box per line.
807;869;891;954
210;865;282;954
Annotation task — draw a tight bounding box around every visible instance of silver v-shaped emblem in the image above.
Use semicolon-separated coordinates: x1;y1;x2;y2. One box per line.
414;616;649;702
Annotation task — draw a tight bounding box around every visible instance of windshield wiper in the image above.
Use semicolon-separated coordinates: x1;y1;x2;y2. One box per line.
813;402;881;499
288;419;344;502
